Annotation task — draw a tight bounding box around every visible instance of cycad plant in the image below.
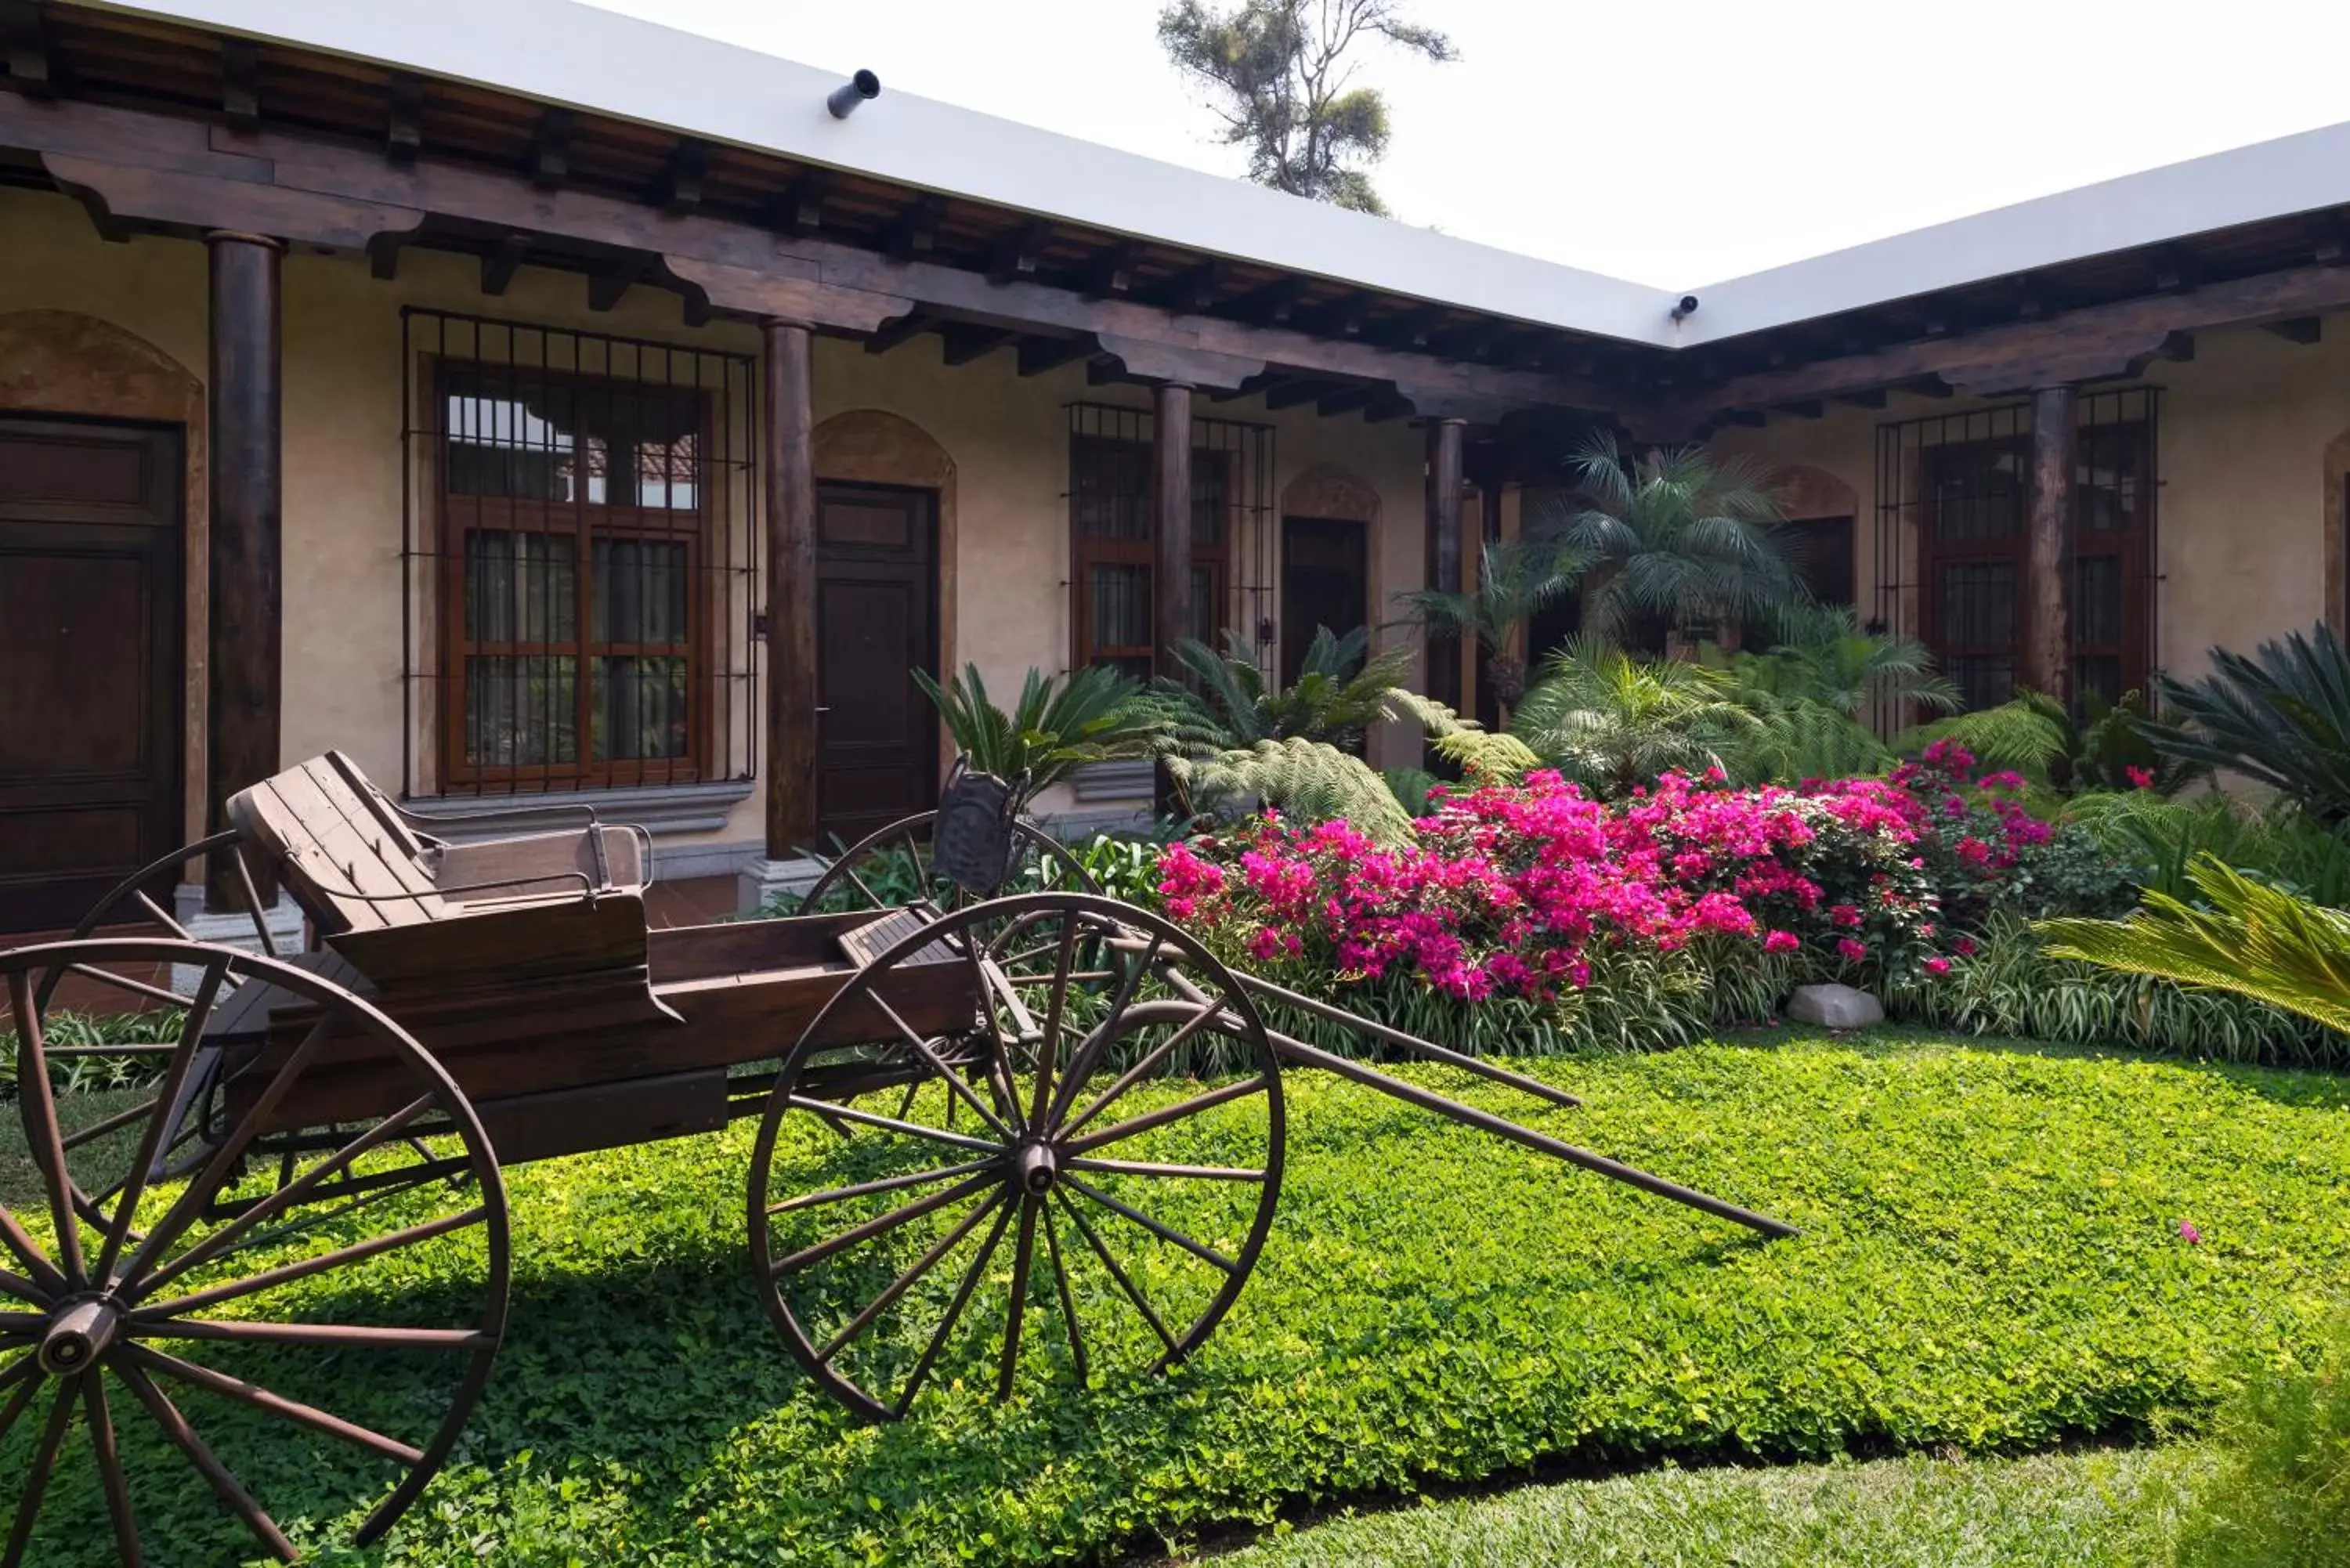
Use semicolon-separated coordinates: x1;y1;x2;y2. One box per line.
1727;603;1960;720
2145;624;2350;824
912;662;1168;801
2039;852;2350;1035
1545;433;1806;649
1153;625;1415;752
1391;533;1582;713
1507;635;1760;796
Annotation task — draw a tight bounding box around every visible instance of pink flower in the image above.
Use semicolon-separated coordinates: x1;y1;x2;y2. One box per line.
1924;956;1951;977
1762;930;1801;954
2178;1219;2202;1245
1836;937;1867;963
1954;937;1977;956
2128;765;2157;789
1829;904;1861;928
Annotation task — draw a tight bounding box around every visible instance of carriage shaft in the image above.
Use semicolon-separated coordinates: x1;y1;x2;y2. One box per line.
1226;971;1585;1112
1152;966;1797;1241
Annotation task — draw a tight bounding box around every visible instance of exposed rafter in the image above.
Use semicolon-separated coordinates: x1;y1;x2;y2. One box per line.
1083;241;1136;300
774;168;828;235
1016;335;1095;377
1233;275;1309;326
1264;378;1337;410
1159;257;1229;313
530;107;573;191
385;74;422;165
1315;385;1376;417
884;193;943;259
479;233;530;296
2266;316;2323;345
219;38;259;130
588;255;649;311
939;323;1016;366
2;1;59;99
864;312;934;355
654;139;708;215
989;220;1052;284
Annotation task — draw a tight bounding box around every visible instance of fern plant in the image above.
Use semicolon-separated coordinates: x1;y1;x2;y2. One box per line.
1166;737;1417;844
912;662;1168;800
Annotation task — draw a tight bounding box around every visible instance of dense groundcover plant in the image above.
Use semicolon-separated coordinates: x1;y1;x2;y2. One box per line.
1160;740;2050;1009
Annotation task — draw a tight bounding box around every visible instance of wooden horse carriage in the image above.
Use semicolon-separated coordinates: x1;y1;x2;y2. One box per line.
0;752;1791;1563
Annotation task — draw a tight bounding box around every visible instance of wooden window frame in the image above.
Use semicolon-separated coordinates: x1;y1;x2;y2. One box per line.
433;360;717;792
1918;423;2153;710
1069;432;1231;675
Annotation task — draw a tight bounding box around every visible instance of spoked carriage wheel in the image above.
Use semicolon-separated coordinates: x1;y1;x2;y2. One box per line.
794;811;1099;921
41;830;292;1012
750;893;1283;1421
0;938;508;1564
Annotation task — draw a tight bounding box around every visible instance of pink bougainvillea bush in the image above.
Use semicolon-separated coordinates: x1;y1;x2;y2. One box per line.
1158;741;2054;1052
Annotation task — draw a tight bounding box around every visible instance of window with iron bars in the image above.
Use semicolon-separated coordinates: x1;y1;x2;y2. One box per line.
1066;403;1274;682
401;311;757;797
1873;388;2159;726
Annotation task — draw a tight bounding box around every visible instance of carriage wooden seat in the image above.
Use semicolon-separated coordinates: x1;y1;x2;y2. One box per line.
226;753;668;1021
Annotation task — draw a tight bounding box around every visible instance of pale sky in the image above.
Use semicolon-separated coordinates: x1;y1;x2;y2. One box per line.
588;0;2350;289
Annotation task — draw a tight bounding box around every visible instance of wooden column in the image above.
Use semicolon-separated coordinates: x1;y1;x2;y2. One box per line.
1423;417;1466;712
2023;384;2077;701
764;319;819;858
205;230;284;910
1151;381;1195;676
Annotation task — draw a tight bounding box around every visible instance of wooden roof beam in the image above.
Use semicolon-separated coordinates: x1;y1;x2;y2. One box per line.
1316;385;1376;417
773;168;828;235
989;221;1053;284
2266;315;2323;345
884;193;943;259
1233;275;1310;326
864;311;934;355
1083;241;1136;300
1263;378;1337;410
1156;258;1230;313
587;254;649;311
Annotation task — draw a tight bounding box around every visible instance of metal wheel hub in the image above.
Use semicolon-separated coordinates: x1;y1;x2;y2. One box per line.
36;1294;124;1377
1012;1140;1059;1197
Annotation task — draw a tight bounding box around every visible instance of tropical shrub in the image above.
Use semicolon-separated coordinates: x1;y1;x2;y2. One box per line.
2169;1310;2350;1568
1506;638;1760;796
1911;688;2200;794
1159;764;1979;1014
912;661;1166;798
1152;626;1415;752
1166;736;1419;844
1392;533;1582;712
2057;789;2350;907
2146;624;2350;822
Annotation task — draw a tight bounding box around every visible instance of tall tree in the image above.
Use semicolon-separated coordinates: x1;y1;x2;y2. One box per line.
1157;0;1456;216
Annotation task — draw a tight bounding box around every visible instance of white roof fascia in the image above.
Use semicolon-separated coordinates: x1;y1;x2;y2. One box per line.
1678;118;2350;345
83;0;1683;345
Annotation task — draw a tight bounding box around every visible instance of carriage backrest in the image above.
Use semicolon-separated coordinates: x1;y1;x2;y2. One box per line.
229;753;448;934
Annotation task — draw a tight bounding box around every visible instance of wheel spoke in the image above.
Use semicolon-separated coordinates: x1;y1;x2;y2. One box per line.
0;1271;41;1307
1026;916;1081;1132
816;1189;1003;1365
783;1094;1001;1154
9;971;87;1287
956;939;1027;1137
233;852;280;957
133;889;193;940
61;1094;163;1153
0;1360;42;1437
118;1017;334;1291
1058;996;1238;1140
1052;1187;1177;1356
94;959;233;1285
1039;1202;1087;1385
1044;932;1166;1129
857;992;1015;1141
0;1211;64;1300
133;1207;488;1322
1062;1175;1237;1273
133;1320;492;1350
131;1094;438;1301
125;1343;425;1464
1;1385;74;1568
1061;1075;1272;1158
81;1371;140;1568
769;1171;1000;1277
1062;1158;1267;1182
766;1158;996;1216
116;1359;297;1562
893;1198;1014;1418
995;1198;1039;1400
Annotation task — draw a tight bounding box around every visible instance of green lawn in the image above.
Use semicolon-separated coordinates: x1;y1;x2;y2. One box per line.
1210;1444;2208;1567
3;1030;2347;1566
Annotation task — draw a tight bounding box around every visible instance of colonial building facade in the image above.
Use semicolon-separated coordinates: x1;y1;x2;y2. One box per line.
7;0;2350;932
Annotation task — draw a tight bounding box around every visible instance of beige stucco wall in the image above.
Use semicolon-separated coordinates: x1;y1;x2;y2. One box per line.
1709;319;2350;688
0;185;1436;872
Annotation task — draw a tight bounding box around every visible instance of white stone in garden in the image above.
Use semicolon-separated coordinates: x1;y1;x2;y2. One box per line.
1785;983;1885;1029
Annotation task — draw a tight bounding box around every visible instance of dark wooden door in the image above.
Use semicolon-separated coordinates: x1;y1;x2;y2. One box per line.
813;482;938;845
1279;516;1368;687
0;417;183;932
